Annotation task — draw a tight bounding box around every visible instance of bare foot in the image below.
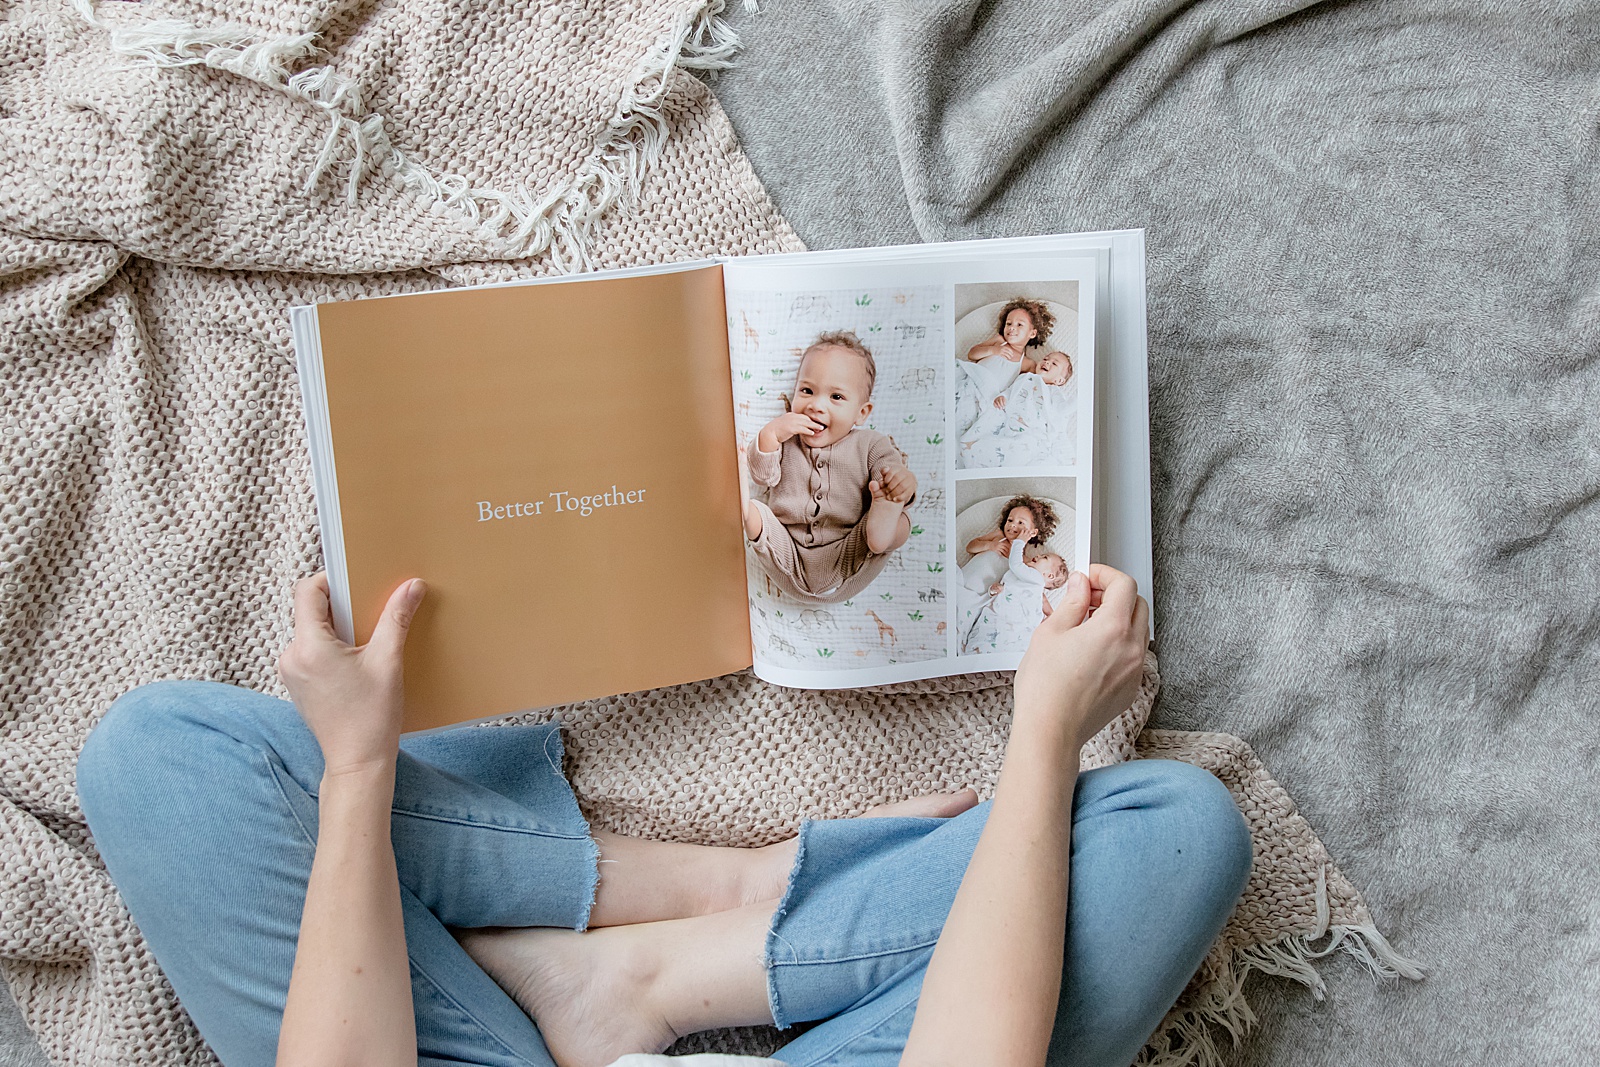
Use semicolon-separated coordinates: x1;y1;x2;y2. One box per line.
862;788;980;820
458;902;779;1065
455;926;677;1067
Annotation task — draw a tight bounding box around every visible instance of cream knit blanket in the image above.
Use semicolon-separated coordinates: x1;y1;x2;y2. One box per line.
0;2;1418;1065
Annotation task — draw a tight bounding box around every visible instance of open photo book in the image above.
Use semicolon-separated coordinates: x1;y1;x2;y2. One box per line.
290;231;1151;731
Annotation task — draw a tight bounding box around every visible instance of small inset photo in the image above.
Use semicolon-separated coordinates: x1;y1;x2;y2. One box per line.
728;284;949;670
954;477;1077;658
953;283;1081;471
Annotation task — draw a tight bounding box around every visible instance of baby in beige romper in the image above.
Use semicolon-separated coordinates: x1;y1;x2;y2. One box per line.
741;331;917;603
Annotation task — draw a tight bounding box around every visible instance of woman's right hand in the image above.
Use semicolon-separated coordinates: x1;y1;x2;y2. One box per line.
277;573;426;778
1012;564;1149;750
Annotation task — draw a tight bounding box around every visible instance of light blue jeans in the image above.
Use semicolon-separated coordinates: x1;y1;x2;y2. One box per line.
77;681;1251;1067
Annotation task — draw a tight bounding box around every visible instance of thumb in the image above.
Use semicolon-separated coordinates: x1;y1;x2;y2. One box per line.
1049;571;1092;629
368;578;427;661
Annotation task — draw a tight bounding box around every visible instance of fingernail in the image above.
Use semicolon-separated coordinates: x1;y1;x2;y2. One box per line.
408;579;427;601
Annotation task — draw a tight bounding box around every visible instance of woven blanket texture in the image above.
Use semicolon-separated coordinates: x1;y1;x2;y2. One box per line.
1;2;1403;1066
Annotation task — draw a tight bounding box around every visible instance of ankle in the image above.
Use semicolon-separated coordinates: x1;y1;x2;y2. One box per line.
747;839;798;908
608;926;688;1048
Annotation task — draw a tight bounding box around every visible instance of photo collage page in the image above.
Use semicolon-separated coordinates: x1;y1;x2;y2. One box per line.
723;257;1096;686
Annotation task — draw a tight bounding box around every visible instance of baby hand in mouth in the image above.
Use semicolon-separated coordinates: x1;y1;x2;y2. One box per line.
767;411;825;444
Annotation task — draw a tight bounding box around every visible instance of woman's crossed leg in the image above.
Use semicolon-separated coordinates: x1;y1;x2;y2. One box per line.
457;759;1252;1067
76;680;980;1067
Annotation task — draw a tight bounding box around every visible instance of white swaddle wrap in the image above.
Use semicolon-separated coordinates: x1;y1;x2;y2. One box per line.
957;373;1078;469
954;351;1026;434
960;538;1065;655
959;544;1009;592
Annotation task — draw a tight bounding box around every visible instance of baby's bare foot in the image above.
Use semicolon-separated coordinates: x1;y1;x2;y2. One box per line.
455;926;677;1067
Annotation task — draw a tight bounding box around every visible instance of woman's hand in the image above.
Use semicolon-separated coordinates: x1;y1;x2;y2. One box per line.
1012;564;1149;750
277;573;425;1067
276;573;426;778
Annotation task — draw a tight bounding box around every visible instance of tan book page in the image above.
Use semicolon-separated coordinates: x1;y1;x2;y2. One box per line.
316;266;751;731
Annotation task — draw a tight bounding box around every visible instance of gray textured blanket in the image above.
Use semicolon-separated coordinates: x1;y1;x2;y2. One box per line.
712;1;1600;1063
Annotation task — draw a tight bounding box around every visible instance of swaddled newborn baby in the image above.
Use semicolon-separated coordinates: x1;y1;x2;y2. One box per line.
999;351;1073;399
960;538;1069;656
957;351;1077;469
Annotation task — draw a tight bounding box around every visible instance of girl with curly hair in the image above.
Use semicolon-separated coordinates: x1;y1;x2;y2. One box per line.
958;493;1060;604
965;491;1057;560
956;298;1057;436
966;299;1054;367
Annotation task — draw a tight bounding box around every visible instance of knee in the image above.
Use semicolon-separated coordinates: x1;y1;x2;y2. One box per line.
1142;759;1253;903
79;682;183;790
1082;759;1252;903
79;682;211;812
77;681;302;825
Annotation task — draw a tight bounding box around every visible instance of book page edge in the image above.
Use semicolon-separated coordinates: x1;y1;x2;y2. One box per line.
291;304;355;644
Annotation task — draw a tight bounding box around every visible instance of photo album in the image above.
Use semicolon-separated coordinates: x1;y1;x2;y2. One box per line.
291;231;1151;731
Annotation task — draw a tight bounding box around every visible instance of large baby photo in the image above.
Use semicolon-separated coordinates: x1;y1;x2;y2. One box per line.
728;285;948;670
953;282;1082;471
954;476;1077;658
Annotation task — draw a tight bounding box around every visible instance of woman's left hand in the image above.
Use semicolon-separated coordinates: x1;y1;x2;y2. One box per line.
277;573;426;778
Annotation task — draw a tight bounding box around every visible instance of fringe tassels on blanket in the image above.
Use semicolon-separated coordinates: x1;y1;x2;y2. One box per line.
67;0;745;271
1135;866;1425;1067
